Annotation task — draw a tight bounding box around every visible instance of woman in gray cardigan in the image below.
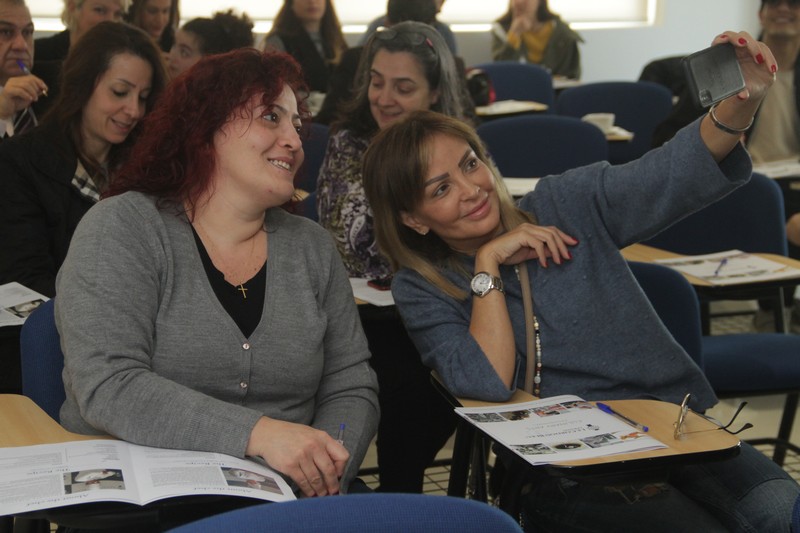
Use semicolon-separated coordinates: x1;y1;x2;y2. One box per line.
55;49;379;498
363;32;798;532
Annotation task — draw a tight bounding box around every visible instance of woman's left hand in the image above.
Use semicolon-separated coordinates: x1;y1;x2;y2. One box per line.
714;31;777;105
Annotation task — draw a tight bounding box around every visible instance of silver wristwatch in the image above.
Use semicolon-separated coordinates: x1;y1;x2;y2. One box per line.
470;272;504;297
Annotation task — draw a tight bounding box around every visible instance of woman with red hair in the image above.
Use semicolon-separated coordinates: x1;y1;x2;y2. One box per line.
55;49;379;501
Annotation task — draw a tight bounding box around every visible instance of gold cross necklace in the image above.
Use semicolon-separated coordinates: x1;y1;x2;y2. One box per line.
194;221;260;299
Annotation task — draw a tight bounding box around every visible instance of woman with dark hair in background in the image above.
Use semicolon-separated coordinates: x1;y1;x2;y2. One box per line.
316;20;471;493
168;9;254;78
55;48;378;501
125;0;179;53
0;21;167;297
263;0;347;93
491;0;582;79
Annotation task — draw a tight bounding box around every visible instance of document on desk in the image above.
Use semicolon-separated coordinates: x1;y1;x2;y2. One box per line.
0;439;294;516
455;395;666;466
655;250;800;285
0;282;48;328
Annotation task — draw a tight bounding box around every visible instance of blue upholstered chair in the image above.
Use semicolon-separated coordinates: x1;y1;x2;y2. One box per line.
473;62;555;111
19;298;65;422
476;115;608;178
643;172;789;332
296;123;329;193
556;81;673;164
628;261;800;466
167;493;524;533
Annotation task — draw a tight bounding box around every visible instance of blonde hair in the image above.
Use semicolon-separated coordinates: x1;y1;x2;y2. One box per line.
62;0;131;31
362;110;534;299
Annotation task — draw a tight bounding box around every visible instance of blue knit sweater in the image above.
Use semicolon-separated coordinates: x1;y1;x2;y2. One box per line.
392;118;751;409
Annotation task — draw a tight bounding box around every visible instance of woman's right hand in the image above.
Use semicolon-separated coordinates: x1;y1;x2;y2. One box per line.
246;417;349;497
476;223;577;269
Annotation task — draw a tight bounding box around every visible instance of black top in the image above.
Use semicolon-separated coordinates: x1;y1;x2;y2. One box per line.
192;228;266;338
34;30;71;62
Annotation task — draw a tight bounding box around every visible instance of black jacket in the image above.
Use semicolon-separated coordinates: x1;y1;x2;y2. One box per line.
0;123;95;297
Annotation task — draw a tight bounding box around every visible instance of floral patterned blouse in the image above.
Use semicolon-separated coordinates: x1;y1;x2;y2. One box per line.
316;128;392;280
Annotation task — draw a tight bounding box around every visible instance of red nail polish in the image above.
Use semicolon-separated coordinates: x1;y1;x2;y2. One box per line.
719;34;728;39
567;251;573;260
738;38;747;45
756;53;764;64
772;64;778;73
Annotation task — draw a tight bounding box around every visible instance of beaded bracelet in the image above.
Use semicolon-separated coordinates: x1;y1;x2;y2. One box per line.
708;103;753;135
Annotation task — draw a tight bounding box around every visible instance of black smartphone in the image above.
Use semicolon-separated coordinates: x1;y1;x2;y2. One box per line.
682;43;745;108
367;277;392;291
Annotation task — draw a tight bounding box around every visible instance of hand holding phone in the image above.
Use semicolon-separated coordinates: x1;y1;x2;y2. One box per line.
682;43;745;108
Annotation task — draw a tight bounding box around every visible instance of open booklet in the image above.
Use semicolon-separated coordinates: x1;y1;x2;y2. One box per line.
0;439;295;516
456;395;666;466
655;250;800;285
0;282;49;328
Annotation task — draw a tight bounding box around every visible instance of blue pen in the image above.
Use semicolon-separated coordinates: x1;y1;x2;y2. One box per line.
16;59;47;96
597;402;649;432
713;258;728;277
336;423;345;445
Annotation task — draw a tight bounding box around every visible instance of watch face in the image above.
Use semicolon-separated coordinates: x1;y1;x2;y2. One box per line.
471;273;492;295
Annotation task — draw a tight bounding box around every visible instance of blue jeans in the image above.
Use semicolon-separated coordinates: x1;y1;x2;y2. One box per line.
521;442;799;532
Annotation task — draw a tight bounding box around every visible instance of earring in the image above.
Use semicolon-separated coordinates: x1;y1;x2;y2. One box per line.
419;229;429;236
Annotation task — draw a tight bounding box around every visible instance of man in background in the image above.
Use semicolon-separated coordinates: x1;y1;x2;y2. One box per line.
0;0;47;140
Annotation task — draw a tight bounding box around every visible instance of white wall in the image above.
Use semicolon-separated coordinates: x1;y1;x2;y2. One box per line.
30;0;764;83
450;0;762;82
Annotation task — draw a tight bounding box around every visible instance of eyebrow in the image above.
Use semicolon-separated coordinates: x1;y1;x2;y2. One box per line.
423;148;472;187
0;21;34;29
369;69;418;85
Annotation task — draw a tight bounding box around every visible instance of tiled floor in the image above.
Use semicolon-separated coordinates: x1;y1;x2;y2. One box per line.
359;301;800;494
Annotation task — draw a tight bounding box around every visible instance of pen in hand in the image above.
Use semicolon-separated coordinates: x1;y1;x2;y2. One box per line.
336;423;345;445
713;258;728;277
15;60;48;97
596;402;649;432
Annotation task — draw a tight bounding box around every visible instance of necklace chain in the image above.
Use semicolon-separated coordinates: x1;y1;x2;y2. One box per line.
194;221;260;299
515;264;542;396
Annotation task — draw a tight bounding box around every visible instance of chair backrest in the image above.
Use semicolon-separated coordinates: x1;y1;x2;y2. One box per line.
556;81;673;164
644;173;788;256
477;115;608;177
167;493;524;533
19;299;66;421
627;261;704;369
296;123;330;193
473;61;555;110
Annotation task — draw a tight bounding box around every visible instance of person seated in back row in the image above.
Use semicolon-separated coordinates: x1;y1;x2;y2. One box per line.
491;0;582;79
263;0;348;94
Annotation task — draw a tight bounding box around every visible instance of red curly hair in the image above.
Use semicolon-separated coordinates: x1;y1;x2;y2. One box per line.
106;48;309;213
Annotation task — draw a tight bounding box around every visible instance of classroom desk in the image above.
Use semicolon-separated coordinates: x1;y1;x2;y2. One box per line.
0;394;261;530
622;243;800;333
475;100;548;119
433;378;740;509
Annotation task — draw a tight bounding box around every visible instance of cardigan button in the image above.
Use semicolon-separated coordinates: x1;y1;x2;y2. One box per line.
239;381;248;389
242;343;251;350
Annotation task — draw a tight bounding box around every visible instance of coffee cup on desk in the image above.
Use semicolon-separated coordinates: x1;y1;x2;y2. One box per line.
582;113;615;134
